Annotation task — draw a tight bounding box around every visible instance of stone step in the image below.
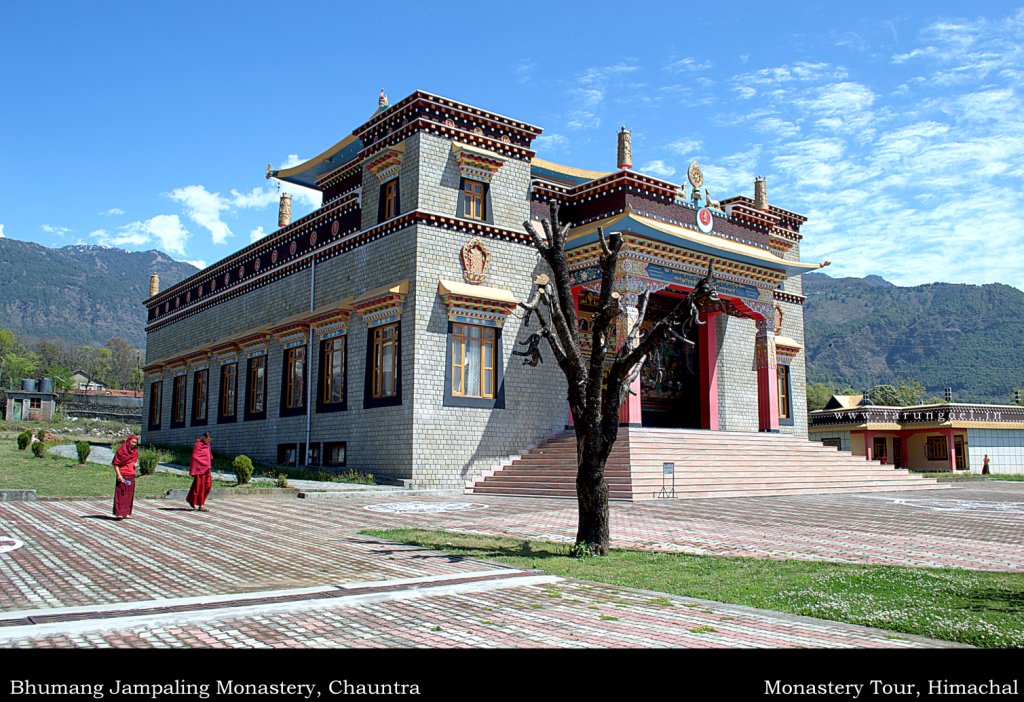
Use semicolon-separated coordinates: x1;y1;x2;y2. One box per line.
472;427;946;501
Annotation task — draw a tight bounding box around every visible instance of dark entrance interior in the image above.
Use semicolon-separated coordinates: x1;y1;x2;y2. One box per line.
638;293;701;428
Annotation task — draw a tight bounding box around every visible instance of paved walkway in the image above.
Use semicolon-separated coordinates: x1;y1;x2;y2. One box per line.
1;482;1020;648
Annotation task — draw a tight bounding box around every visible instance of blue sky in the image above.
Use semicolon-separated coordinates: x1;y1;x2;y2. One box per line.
2;1;1022;289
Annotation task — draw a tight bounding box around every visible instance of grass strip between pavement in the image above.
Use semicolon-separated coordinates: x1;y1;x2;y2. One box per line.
363;527;1024;649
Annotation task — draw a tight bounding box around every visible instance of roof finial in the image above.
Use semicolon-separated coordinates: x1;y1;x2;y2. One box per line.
617;126;632;170
278;192;293;228
379;88;389;109
754;176;768;210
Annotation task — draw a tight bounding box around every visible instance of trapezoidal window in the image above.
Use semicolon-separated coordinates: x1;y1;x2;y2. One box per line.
461;179;486;221
451;323;496;399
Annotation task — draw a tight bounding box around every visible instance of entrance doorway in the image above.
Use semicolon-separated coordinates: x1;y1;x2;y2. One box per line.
893;437;903;468
954;435;967;471
638;295;701;428
872;437;888;463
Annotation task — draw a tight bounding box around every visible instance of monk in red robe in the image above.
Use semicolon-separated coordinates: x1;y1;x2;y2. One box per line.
187;432;213;512
112;435;139;520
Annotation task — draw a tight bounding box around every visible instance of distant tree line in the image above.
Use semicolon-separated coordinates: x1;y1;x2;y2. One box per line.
806;377;972;412
0;327;143;392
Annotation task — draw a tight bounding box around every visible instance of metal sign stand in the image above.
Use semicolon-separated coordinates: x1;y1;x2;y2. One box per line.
656;462;676;498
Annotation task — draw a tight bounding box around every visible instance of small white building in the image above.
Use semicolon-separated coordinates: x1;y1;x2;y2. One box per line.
809;397;1024;475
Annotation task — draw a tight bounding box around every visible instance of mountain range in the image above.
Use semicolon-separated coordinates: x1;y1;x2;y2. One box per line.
0;237;198;348
803;272;1024;404
0;237;1020;403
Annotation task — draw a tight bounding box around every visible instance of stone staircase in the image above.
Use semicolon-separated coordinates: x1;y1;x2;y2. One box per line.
468;428;949;501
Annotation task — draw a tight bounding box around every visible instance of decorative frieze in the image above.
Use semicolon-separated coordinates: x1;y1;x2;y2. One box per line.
354;281;408;329
364;144;405;183
437;279;518;329
451;142;504;183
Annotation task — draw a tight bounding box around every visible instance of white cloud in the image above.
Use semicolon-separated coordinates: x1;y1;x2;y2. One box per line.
738;61;845;89
733;85;757;100
0;224;5;238
166;179;321;246
752;117;800;139
514;58;536;85
666;138;703;157
641;160;676;178
230;187;277;209
167;185;232;245
42;224;72;235
534;134;569;155
279;154;305;169
665;57;712;73
100;208;125;216
250;226;268;243
182;259;207;270
567;111;600;130
573;87;605;109
91;215;191;256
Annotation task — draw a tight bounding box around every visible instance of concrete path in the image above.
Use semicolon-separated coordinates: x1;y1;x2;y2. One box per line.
2;483;1018;648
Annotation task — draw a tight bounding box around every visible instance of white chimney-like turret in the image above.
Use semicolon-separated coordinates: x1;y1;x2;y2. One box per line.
278;192;293;228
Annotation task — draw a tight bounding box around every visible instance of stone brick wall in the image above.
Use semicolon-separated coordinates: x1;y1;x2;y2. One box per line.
715;314;759;432
415;132;531;230
143;228;419;482
410;224;567;488
779;239;808;437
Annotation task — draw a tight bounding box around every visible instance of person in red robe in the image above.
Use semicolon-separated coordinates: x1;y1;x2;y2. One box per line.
187;432;213;512
112;435;139;520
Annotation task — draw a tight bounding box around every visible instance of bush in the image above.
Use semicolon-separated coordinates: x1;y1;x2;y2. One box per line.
138;449;160;476
16;431;32;451
276;473;289;488
111;440;123;457
232;454;254;485
75;441;91;465
36;428;47;443
31;441;46;458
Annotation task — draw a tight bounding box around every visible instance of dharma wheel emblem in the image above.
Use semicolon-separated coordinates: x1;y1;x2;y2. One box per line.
461;237;491;284
687;161;704;190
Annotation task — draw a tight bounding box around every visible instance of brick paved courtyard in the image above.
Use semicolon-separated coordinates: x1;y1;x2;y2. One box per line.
1;481;1021;648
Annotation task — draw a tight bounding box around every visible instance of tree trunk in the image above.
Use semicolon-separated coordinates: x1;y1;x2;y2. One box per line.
575;436;612;555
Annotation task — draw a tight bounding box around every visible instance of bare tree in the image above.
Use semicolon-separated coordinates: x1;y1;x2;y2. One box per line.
519;202;720;555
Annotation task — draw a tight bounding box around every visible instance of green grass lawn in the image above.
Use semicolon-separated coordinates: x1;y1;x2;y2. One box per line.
149;443;375;485
364;528;1024;649
0;440;230;498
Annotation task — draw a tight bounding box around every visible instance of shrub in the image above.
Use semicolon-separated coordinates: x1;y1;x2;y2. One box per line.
138;449;160;476
16;431;32;451
36;428;47;443
31;441;46;458
75;441;91;465
111;440;123;457
276;473;289;488
232;454;254;485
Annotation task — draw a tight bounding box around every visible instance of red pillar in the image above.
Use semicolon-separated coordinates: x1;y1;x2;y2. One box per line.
617;297;643;427
946;428;957;472
568;287;580;429
755;319;779;432
864;430;874;461
700;311;719;430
